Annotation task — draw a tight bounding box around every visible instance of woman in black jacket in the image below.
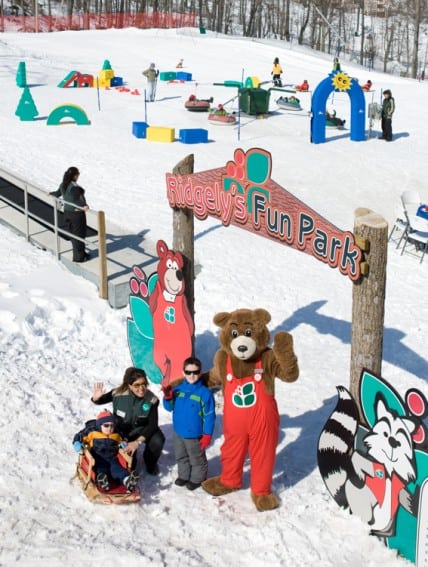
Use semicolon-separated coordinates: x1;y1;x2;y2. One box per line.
50;166;89;262
92;367;165;475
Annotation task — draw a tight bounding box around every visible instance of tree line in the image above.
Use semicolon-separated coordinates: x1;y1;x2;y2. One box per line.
2;0;427;78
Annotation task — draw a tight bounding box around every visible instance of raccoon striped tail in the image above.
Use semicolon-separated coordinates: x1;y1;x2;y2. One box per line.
317;386;359;508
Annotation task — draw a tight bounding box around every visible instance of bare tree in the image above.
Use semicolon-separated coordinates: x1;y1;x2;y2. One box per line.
411;0;422;77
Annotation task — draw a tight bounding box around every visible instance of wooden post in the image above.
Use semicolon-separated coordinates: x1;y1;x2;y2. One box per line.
350;208;388;417
97;210;108;300
172;154;195;352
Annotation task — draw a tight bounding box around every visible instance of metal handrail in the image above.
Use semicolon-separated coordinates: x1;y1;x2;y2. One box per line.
0;165;108;300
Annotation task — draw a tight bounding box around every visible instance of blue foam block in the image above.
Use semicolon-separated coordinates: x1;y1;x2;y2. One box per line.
176;72;192;81
132;121;148;138
179;128;208;144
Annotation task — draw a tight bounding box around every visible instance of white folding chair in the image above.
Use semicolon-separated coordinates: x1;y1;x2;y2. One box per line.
388;202;409;249
401;213;428;263
401;190;421;216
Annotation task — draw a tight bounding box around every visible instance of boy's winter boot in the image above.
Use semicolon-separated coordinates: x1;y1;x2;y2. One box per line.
124;471;139;492
96;472;110;491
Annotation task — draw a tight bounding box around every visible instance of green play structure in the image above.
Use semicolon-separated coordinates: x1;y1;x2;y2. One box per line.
46;104;90;126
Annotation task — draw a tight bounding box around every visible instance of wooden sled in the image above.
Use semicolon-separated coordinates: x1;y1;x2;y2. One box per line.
76;447;141;504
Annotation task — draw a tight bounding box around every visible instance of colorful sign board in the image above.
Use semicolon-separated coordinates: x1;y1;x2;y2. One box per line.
166;147;363;281
318;370;428;565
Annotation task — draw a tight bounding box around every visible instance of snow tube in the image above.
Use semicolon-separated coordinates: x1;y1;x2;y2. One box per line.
185;98;212;112
208;113;236;125
276;96;302;111
326;113;346;128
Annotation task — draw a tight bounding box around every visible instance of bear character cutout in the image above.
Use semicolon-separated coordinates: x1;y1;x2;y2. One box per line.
202;307;299;511
149;240;194;386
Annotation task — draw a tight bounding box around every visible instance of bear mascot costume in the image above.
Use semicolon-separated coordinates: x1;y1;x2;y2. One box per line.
202;308;299;511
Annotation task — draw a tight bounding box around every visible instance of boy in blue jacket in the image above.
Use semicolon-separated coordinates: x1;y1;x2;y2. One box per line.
163;357;216;490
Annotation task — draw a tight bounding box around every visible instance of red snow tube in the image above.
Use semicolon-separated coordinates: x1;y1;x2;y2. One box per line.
185;99;211;112
208;113;236;125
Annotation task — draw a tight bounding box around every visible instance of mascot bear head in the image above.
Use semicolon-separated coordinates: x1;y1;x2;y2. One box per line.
156;239;185;297
213;308;271;362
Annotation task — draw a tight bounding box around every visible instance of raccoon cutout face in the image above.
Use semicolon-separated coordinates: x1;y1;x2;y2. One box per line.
364;397;416;483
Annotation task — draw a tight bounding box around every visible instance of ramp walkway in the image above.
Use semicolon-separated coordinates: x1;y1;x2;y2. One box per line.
0;167;158;309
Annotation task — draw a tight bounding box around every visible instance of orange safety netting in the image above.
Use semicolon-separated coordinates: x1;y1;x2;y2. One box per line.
0;11;197;33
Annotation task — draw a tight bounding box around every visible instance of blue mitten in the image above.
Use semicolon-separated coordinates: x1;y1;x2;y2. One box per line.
73;441;83;453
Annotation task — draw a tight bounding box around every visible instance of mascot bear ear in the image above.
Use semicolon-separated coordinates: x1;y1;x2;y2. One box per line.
156;240;168;258
253;308;271;325
213;311;231;328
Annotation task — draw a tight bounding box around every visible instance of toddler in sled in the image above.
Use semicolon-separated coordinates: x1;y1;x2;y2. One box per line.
73;410;139;493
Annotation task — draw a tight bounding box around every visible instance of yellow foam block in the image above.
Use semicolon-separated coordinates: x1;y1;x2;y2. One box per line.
98;69;114;81
146;126;175;143
97;77;111;88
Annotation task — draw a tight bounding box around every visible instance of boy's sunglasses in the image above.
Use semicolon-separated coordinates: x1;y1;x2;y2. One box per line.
184;369;200;375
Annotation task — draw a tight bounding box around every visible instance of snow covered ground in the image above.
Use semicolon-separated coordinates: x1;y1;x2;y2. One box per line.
0;27;427;567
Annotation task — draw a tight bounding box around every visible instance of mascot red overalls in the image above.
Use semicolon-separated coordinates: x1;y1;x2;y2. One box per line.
202;308;299;511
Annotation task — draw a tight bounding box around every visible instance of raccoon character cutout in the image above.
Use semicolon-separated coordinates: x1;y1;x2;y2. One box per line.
318;383;426;538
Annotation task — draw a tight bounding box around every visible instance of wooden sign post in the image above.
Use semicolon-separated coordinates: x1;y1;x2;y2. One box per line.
172;154;195;352
350;207;388;417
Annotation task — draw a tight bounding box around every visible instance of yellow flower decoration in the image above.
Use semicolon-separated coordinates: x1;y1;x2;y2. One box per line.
332;72;352;92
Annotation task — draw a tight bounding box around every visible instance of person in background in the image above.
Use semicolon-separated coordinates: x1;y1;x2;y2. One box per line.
50;166;89;263
142;62;159;102
176;58;184;68
91;367;165;476
362;79;373;91
271;57;283;87
333;57;341;71
326;109;346;128
295;79;309;92
162;357;216;491
214;104;228;116
380;89;395;141
73;410;139;492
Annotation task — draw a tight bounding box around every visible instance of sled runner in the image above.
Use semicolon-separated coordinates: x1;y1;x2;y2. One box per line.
75;447;141;504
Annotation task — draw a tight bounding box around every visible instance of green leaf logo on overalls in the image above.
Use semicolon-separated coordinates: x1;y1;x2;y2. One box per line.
232;382;256;407
164;306;175;323
141;401;151;416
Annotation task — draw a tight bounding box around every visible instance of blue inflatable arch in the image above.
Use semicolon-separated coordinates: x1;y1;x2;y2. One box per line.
311;72;366;144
